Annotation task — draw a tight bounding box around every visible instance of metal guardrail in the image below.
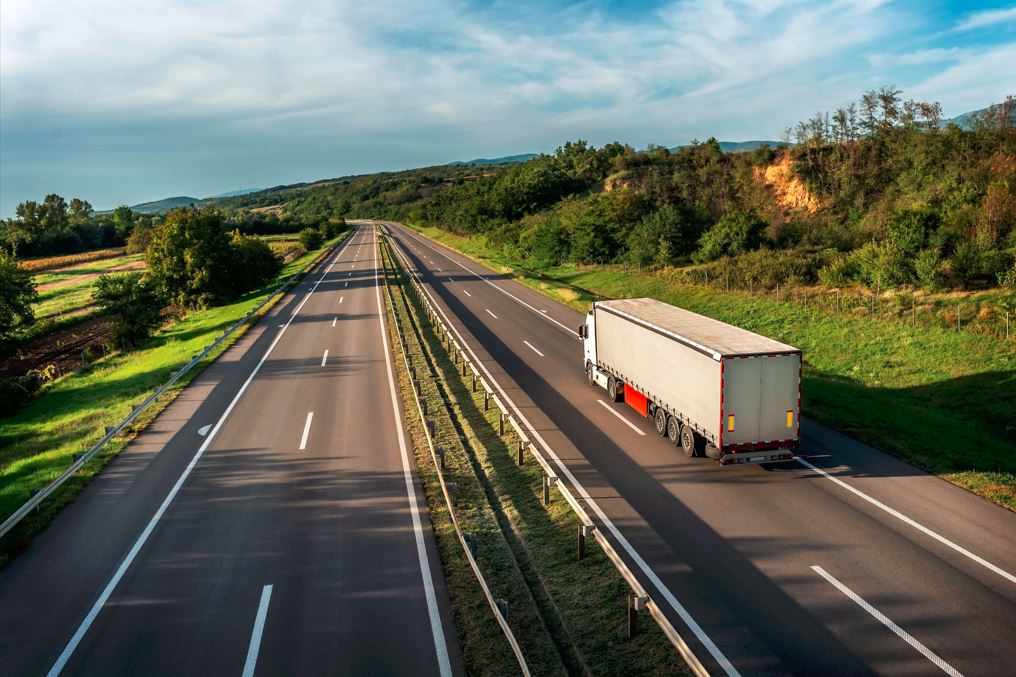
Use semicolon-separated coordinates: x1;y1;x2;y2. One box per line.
380;225;710;677
377;233;531;676
0;234;351;540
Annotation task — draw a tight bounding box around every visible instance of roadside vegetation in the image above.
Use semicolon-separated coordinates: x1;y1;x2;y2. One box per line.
379;237;688;675
0;229;347;564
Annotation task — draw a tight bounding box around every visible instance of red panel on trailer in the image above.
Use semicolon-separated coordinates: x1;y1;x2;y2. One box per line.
624;384;648;417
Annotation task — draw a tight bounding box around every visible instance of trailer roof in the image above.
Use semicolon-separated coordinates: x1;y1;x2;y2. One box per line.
595;298;799;359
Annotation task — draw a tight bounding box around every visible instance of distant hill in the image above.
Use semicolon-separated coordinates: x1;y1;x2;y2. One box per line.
209;188;262;198
671;140;783;153
448;153;539;166
129;196;201;213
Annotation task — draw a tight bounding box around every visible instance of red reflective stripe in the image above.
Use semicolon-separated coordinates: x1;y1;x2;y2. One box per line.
624;383;649;417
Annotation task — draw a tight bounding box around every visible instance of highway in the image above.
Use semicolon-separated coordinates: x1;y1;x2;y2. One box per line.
0;226;460;676
381;220;1016;676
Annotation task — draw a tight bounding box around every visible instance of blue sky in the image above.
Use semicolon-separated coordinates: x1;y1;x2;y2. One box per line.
1;0;1015;216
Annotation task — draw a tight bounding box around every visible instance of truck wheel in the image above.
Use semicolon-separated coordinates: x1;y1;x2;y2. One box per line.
607;376;623;402
667;417;680;445
680;424;698;458
585;363;595;386
654;408;667;436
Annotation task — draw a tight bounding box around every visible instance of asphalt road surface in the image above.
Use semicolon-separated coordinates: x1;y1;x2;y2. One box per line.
0;226;461;676
380;220;1016;677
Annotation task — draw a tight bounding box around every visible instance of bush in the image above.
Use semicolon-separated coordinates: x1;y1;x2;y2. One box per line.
93;272;164;347
229;232;282;295
298;227;323;251
0;372;43;418
627;205;701;267
818;254;860;287
125;223;155;254
695;210;766;262
851;241;912;289
914;248;946;291
524;220;570;267
0;247;38;340
887;209;937;255
951;239;1012;289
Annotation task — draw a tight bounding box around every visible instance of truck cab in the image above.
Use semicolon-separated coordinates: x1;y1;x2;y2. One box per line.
579;311;608;389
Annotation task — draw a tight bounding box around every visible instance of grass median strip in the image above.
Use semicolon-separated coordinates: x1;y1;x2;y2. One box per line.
0;233;349;565
380;237;689;676
403;223;1016;512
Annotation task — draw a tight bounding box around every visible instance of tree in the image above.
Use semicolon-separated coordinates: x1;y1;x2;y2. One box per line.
126;222;155;254
112;205;135;241
145;208;236;308
0;248;38;339
526;220;570;266
228;232;282;295
298;227;323;251
914;248;945;291
68;198;93;225
93;272;163;347
627;206;700;267
888;209;937;255
695;211;767;262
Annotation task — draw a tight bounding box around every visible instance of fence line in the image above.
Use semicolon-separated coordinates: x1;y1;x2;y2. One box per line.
0;233;351;540
380;228;710;677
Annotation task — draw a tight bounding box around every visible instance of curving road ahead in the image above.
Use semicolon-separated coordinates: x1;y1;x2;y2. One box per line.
0;226;460;676
380;219;1016;677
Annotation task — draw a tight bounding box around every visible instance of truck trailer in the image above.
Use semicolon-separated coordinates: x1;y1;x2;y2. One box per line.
579;298;800;465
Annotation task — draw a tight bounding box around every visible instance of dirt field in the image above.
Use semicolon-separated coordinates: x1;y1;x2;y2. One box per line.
35;259;146;292
0;316;114;378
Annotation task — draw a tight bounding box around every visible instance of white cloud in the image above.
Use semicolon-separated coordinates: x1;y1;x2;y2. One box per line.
953;5;1016;32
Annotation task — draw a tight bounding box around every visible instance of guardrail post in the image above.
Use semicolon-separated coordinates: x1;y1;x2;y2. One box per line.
496;598;508;620
447;482;459;505
426;419;435;437
471;373;478;392
421;397;428;416
578;524;593;560
461;358;467;377
466;532;478;559
499;413;507;435
542;474;551;505
517;440;525;466
104;426;115;436
437;446;446;469
484;390;490;411
628;594;638;639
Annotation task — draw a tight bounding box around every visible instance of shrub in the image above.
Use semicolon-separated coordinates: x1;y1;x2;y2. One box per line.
0;372;43;418
229;232;283;294
298;227;323;252
627;205;701;267
93;272;164;347
852;241;912;289
887;209;938;255
818;254;859;287
524;220;571;267
0;247;38;339
914;248;945;291
951;239;1011;289
695;210;767;262
125;223;155;254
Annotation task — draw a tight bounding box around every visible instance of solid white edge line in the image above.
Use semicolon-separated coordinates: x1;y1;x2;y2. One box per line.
321;350;329;367
797;458;1016;585
396;223;1015;589
47;229;358;677
485;309;498;319
811;566;963;676
372;229;452;677
597;399;646;436
396;224;577;337
385;229;738;676
242;584;274;677
522;340;544;357
299;411;313;449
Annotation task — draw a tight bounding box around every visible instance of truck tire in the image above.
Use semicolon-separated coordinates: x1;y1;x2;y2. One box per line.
607;376;623;403
585;363;595;386
680;424;698;457
667;417;680;446
654;407;667;436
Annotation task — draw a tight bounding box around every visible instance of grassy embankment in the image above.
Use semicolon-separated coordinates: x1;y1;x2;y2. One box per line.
32;253;146;323
0;233;349;563
379;238;688;675
404;223;1016;511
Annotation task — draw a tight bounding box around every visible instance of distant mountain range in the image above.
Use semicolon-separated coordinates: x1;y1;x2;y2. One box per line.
447;154;540;166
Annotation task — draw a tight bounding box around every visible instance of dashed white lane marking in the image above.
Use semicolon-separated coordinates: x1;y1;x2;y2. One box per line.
597;400;646;436
523;340;544;357
299;412;314;450
321;350;329;367
332;317;337;327
339;297;344;304
242;584;274;677
485;309;498;319
462;290;472;297
197;424;212;437
812;566;962;676
797;458;1016;585
344;281;348;288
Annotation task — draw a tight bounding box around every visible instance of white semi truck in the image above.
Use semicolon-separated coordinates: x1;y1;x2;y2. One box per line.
579;298;800;464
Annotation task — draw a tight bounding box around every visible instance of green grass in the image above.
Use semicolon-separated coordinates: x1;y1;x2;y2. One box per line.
381;239;688;675
0;234;348;562
32;254;146;322
405;224;1016;511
